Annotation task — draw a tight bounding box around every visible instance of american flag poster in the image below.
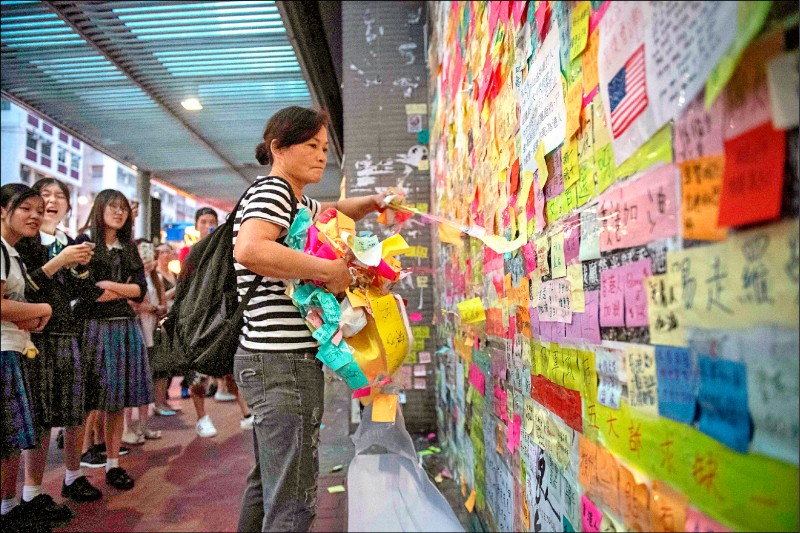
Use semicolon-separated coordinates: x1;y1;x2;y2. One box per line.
607;45;648;139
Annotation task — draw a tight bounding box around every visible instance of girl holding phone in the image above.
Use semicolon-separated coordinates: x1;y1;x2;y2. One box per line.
16;178;105;507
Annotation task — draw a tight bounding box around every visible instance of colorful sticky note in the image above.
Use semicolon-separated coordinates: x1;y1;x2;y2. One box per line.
581;494;603;532
458;297;486;323
569;1;591;59
680;156;727;240
655;345;697;423
566;264;585;312
599;266;625;327
535;141;548;188
697;356;750;453
645;274;686;347
327;485;346;494
566;77;584;139
465;489;477;512
550;230;567;279
684;506;731;532
582;27;600;91
371;394;398;423
717;122;785;228
650;480;689;533
621;258;652;328
626;345;658;415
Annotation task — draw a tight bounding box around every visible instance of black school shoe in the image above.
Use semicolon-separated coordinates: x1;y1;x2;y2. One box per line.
105;467;135;490
61;476;102;503
79;447;106;469
1;505;53;533
18;494;76;527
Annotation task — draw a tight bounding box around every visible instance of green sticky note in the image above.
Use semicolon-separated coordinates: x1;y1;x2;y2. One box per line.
595;143;616;193
327;485;346;494
615;124;673;180
705;1;772;108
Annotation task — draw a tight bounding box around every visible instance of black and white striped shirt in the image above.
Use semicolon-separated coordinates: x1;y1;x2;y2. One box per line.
232;176;321;353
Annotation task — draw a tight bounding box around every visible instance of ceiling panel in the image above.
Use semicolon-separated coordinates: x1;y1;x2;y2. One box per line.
1;0;336;208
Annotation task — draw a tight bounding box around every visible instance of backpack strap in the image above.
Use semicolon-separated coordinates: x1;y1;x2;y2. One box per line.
0;241;10;279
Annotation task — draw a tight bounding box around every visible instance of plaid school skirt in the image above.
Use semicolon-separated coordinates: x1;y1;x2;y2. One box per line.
26;333;87;429
1;350;37;459
84;318;154;412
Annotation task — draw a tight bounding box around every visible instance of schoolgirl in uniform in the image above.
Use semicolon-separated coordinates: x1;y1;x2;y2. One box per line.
16;178;104;507
0;183;65;527
74;189;153;491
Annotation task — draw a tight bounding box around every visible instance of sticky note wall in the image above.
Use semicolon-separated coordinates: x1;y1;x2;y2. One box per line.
427;2;798;532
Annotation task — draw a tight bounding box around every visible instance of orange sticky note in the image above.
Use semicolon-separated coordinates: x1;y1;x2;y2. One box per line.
582;28;600;91
680;156;728;241
650;480;688;533
566;77;583;139
465;489;477;512
619;465;651;532
578;435;598;491
595;446;621;516
371;394;398;423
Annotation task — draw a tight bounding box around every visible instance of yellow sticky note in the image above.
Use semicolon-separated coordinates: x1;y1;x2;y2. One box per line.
645;273;686;347
562;185;577;215
457;297;486;324
567;264;585;312
595;143;616;194
562;141;579;189
327;485;346;493
550;230;567;279
346;288;368;309
535;141;548;189
570;1;591;60
382;234;410;257
566;77;583;139
625;345;658;415
582;27;600;91
370;294;409;371
438;223;464;246
465;489;477;512
372;393;398;423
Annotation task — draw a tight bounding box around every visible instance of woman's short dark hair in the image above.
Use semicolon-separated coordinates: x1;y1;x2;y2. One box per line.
1;183;42;215
194;207;218;224
32;177;71;212
255;106;331;166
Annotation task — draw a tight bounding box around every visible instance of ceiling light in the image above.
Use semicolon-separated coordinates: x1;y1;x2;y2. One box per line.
181;97;202;110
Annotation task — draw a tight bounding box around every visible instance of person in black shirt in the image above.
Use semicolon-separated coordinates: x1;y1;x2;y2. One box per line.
74;190;152;491
17;178;104;508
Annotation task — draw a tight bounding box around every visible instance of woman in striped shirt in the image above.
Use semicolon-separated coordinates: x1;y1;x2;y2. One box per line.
232;106;386;532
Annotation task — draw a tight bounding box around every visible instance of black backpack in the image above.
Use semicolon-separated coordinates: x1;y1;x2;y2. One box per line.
164;177;297;377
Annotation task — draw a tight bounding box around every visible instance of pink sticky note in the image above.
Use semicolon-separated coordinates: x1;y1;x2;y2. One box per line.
498;0;511;25
588;0;610;34
488;2;501;35
418;351;432;364
306;309;323;329
600;267;625;327
581;495;603;532
512;414;522;448
674;93;724;162
493;386;509;423
353;387;371;399
598;164;680;252
581;291;602;344
468;364;486;396
331;329;343;346
565;309;584;342
684;507;731;532
622;258;652;327
522;242;538;274
534;1;548;40
408;312;423;322
563;216;581;265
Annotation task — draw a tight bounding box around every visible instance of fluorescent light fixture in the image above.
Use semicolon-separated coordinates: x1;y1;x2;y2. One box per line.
181;98;202;110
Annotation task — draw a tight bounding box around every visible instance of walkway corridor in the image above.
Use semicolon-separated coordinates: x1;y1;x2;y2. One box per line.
37;374;354;533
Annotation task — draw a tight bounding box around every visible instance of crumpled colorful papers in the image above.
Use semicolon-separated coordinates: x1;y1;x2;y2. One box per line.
285;205;415;398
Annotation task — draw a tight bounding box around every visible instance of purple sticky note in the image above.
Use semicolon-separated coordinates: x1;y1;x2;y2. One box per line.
563;216;581;265
565;310;584;342
622;258;652;327
581;291;602;344
600;267;625;327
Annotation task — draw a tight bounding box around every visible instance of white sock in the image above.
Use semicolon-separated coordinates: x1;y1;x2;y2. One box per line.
1;498;19;515
65;468;83;486
22;485;42;502
105;458;119;471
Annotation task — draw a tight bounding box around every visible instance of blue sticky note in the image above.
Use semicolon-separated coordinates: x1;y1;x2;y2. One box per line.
563;516;575;532
317;341;351;372
697;355;750;453
655;346;698;424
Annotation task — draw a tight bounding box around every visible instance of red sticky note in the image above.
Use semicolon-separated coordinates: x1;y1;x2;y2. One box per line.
531;375;583;432
468;363;486;396
512;0;527;27
718;123;785;227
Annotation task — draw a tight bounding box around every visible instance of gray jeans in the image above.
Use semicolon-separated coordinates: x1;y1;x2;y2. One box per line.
234;349;324;532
